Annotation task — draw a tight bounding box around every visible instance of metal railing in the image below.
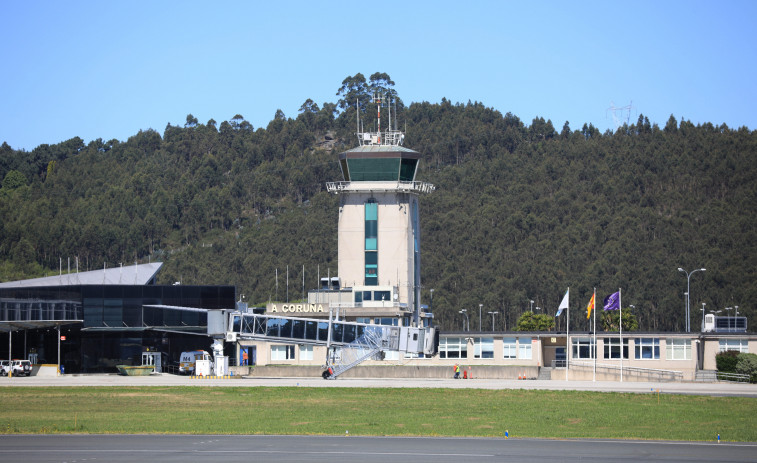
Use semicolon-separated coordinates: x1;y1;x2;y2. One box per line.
326;181;435;194
569;360;684;382
716;372;751;382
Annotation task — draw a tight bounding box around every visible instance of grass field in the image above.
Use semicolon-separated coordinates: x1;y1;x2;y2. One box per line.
1;386;754;441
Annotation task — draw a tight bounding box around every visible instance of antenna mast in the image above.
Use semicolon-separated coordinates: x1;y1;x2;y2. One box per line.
607;101;634;131
356;91;405;147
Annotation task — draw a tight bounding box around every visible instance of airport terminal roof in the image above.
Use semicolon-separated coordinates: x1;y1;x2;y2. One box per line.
0;262;163;288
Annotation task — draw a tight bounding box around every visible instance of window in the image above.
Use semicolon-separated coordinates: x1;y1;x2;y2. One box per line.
719;339;748;353
299;345;313;361
518;337;533;360
502;337;517;359
374;291;391;302
356;317;371;324
572;337;595;359
374;317;398;326
365;200;378;285
440;337;468;359
665;339;691;360
634;338;660;359
474;337;494;359
271;345;295;361
603;338;629;359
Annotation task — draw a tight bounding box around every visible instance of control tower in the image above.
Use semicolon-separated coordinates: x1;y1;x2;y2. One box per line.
326;96;434;326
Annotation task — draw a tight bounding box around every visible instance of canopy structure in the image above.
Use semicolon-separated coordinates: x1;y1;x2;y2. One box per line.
0;262;163;288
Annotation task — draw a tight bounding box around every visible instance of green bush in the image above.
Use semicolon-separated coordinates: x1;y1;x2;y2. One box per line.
715;350;740;373
735;353;757;383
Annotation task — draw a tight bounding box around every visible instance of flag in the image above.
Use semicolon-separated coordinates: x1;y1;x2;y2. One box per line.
603;291;620;311
586;293;595;319
556;289;569;317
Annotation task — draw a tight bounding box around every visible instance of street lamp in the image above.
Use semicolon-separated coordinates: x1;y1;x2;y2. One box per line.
529;299;534;313
459;309;469;331
488;311;499;331
678;267;706;333
479;304;483;331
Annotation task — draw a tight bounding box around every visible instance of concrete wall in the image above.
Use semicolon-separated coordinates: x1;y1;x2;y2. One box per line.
247;364;540;379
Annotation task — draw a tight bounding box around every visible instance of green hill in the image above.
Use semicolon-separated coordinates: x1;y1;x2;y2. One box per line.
1;73;755;332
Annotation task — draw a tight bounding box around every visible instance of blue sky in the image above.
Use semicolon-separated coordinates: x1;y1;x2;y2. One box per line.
2;1;755;151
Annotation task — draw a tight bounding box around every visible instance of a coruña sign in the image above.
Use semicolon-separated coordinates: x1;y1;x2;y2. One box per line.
267;303;327;314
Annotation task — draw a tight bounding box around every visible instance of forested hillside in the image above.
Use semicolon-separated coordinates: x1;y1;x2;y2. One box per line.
2;73;755;333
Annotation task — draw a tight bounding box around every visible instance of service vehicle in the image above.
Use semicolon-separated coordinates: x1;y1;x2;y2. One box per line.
12;360;32;376
178;350;210;375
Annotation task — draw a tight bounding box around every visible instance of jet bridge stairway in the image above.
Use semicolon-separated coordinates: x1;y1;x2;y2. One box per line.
323;325;384;379
219;311;437;379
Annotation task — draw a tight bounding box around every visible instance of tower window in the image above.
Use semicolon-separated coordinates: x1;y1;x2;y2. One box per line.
365;200;378;285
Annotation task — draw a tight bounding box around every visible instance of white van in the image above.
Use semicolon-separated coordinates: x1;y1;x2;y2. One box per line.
178;350;210;375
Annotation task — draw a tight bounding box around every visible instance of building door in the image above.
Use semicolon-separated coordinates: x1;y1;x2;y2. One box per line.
555;347;566;368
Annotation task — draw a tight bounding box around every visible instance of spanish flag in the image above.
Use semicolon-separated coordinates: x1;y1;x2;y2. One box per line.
586;293;595;320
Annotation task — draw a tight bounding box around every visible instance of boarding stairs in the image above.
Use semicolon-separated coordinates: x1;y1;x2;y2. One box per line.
325;325;384;379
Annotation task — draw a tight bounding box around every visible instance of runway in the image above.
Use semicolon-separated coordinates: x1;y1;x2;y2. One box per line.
0;434;755;463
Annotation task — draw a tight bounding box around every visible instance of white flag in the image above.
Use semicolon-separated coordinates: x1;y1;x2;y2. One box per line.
556;288;569;316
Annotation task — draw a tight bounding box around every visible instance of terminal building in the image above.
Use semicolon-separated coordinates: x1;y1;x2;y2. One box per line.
0;263;234;373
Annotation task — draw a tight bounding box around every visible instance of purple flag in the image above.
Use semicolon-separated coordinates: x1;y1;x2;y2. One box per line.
603;291;620;311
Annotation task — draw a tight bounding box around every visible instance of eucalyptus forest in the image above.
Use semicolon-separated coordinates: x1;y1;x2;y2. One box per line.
1;72;755;333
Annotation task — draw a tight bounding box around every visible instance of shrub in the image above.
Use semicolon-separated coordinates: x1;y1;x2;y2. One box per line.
735;353;757;383
715;350;740;373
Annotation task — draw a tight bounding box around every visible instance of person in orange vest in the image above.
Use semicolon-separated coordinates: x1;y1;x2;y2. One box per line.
453;363;460;379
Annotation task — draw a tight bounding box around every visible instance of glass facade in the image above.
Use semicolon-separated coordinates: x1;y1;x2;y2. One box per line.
0;284;235;373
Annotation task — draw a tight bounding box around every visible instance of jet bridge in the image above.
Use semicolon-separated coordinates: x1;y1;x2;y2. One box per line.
219;311;437;379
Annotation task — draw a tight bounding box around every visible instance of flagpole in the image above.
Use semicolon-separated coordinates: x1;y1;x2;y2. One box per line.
566;287;570;382
593;287;596;382
619;287;623;382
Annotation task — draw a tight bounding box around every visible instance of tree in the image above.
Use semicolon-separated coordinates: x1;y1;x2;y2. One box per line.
2;170;27;190
515;312;555;331
600;308;639;332
185;114;199;128
336;73;370;111
369;72;398;101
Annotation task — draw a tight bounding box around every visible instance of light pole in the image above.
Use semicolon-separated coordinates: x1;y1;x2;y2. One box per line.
529;299;534;313
429;289;434;320
678;267;705;333
479;304;483;331
488;311;498;331
459;309;469;331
